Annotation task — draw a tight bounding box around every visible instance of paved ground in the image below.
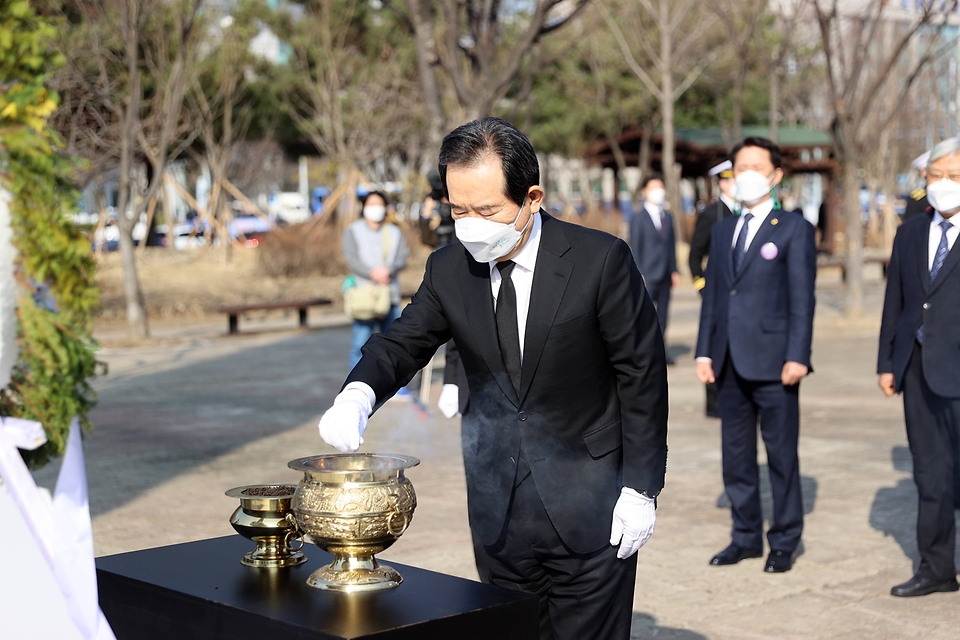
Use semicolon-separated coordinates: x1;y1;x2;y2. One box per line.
33;267;960;639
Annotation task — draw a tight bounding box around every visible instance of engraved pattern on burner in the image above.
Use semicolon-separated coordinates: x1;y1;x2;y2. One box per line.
293;477;416;543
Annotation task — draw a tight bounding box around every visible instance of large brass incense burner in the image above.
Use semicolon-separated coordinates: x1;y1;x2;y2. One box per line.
225;484;306;568
288;453;419;592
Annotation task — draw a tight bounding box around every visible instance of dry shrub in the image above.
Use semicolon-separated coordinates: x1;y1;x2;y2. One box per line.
557;205;627;239
257;222;347;277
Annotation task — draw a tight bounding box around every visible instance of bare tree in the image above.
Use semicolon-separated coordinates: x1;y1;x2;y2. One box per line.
274;0;423;179
598;0;721;222
51;0;204;337
813;0;957;317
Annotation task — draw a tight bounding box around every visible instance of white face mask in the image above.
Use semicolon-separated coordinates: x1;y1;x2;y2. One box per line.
735;170;776;206
646;188;666;206
363;205;386;223
454;201;530;263
926;178;960;214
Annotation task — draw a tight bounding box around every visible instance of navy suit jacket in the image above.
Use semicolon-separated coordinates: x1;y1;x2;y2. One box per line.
630;205;677;285
878;212;960;397
696;208;816;381
347;212;668;553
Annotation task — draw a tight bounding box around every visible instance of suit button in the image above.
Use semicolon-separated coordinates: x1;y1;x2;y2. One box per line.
923;303;930;309
518;411;527;421
730;289;737;296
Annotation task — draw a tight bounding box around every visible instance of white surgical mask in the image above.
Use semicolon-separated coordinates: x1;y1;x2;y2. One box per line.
363;205;386;223
454;201;530;263
925;178;960;214
735;170;776;206
646;188;666;206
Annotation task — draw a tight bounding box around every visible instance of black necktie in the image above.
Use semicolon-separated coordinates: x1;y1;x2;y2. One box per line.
659;209;668;241
732;212;754;274
495;261;522;393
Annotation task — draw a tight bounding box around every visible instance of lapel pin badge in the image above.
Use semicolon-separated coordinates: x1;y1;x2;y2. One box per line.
770;218;779;225
760;242;779;260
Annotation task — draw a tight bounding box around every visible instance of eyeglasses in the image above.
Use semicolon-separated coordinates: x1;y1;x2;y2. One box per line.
927;172;960;182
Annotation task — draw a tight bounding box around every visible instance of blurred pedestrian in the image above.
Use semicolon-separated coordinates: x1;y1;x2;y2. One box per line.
420;168;456;248
695;137;816;574
630;173;679;363
342;190;409;371
878;137;960;598
690;160;737;417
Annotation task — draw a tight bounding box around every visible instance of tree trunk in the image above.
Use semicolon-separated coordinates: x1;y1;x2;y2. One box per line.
769;61;780;143
659;0;681;230
117;207;149;336
115;2;149;338
841;165;864;318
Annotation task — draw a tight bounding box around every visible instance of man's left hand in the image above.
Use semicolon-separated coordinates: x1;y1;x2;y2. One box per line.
781;361;808;386
671;272;680;288
609;487;656;559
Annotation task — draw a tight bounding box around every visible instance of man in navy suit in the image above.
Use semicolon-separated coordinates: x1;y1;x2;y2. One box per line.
630;173;679;351
695;137;817;573
878;137;960;598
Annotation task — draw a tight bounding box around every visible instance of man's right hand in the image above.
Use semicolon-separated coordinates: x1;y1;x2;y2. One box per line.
878;373;896;397
318;387;373;452
696;360;715;384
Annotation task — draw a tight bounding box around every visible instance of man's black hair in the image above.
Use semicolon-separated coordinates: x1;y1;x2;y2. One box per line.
438;117;539;207
729;137;783;169
640;172;665;191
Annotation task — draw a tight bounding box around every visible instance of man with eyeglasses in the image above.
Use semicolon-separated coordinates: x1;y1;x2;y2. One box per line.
878;137;960;597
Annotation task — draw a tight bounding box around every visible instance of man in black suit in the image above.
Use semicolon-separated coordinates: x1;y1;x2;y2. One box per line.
690;161;737;294
695;137;817;574
630;173;679;345
878;137;960;598
690;160;737;417
317;117;668;639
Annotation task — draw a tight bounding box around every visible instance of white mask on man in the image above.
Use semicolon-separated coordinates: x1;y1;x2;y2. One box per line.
454;201;531;263
646;188;666;206
926;178;960;214
735;170;776;206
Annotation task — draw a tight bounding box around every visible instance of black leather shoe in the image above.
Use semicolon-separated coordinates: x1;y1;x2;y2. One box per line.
890;575;960;597
764;549;797;573
710;543;763;566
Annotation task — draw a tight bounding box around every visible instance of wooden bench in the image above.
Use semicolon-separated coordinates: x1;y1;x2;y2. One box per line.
817;255;890;280
215;298;332;334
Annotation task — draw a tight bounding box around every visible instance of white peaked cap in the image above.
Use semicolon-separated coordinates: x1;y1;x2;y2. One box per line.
708;160;732;177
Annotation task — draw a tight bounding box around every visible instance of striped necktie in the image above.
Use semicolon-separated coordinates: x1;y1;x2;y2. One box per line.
916;220;953;344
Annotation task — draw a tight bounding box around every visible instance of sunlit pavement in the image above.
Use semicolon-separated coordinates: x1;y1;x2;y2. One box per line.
35;271;960;639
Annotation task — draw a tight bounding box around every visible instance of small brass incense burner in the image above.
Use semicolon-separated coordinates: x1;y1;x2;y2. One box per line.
288;453;419;592
225;484;306;568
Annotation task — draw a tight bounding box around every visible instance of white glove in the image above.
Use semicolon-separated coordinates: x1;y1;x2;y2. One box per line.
318;386;373;452
437;384;460;419
609;487;656;559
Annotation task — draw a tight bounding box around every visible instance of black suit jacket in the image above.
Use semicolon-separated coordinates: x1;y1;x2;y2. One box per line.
629;205;677;285
878;212;960;397
347;212;668;553
689;199;735;284
696;208;817;381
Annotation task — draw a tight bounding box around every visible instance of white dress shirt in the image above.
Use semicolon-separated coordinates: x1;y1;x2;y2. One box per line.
731;198;776;251
928;210;959;272
719;193;736;213
643;202;663;232
489;212;542;359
